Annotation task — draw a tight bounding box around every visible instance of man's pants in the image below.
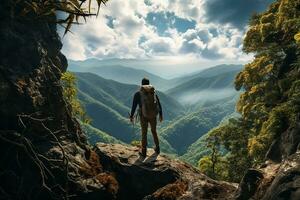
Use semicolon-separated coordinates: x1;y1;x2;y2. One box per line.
140;115;159;150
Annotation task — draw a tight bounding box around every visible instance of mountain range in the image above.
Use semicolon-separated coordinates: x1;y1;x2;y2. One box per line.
69;59;242;92
71;62;243;163
68;58;217;79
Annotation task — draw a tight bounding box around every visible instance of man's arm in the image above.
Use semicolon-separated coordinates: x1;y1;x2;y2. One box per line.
130;92;139;118
156;94;163;121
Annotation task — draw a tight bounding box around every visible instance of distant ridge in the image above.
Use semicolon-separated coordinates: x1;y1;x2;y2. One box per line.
166;66;242;106
69;59;243;92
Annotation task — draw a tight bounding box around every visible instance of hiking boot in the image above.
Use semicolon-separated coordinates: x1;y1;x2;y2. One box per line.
139;148;147;157
154;146;160;155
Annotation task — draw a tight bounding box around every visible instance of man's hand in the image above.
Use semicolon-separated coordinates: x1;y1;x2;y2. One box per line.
159;115;163;123
129;116;134;123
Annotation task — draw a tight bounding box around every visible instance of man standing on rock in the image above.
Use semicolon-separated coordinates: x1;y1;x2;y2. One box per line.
129;78;163;157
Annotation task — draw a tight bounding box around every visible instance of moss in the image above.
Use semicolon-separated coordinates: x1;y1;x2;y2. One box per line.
130;140;141;147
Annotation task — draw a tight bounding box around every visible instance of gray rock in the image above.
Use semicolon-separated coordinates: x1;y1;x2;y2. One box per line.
95;143;237;200
262;152;300;200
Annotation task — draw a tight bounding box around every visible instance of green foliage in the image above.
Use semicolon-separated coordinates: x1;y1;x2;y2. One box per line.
61;72;91;123
163;98;237;155
131;140;141;147
19;0;108;35
198;156;228;180
200;0;300;182
81;122;122;145
180;134;210;166
161;113;213;155
237;0;300;161
198;132;228;180
76;72;183;120
198;119;252;182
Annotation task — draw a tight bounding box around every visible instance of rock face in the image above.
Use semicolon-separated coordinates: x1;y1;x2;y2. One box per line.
236;119;300;200
0;1;117;199
94;143;237;200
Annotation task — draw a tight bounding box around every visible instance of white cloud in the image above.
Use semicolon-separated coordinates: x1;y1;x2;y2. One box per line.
60;0;253;64
141;36;175;55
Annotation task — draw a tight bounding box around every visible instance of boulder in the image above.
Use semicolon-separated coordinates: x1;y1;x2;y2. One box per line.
94;143;237;200
261;152;300;200
236;152;300;200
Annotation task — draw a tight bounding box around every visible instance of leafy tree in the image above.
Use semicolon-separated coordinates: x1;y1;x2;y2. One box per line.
198;129;228;180
199;0;300;182
236;0;300;162
61;71;91;123
198;120;251;182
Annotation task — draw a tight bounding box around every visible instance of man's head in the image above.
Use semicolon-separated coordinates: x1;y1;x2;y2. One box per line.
141;77;150;85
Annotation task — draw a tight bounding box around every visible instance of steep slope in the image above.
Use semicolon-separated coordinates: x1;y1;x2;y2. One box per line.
181;104;240;165
76;72;183;120
81;122;123;145
168;64;243;87
186;64;243;79
180;134;209;166
161;97;237;155
166;70;240;106
78;90;137;143
75;73;179;153
79;90;177;154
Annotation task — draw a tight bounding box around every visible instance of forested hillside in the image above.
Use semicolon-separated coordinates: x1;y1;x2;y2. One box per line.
166;69;241;107
74;72;180;153
161;95;238;155
198;0;300;186
168;64;243;86
76;72;183;119
72;65;241;158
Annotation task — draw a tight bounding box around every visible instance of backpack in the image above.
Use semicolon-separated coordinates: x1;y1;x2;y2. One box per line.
140;85;159;119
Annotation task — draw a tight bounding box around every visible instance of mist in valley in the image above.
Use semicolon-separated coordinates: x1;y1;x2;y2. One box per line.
177;88;237;105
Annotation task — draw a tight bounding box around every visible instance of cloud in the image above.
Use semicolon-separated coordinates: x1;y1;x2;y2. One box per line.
141;37;175;54
60;0;269;62
178;24;245;60
202;0;275;29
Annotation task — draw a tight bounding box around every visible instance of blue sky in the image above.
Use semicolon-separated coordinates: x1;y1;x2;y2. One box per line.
61;0;274;65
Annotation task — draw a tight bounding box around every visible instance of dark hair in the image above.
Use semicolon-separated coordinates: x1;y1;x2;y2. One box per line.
141;77;150;85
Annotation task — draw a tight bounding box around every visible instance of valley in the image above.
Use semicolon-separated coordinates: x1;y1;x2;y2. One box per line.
70;61;243;165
